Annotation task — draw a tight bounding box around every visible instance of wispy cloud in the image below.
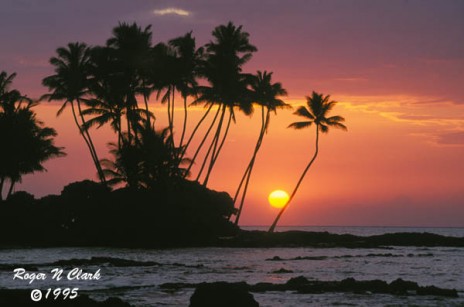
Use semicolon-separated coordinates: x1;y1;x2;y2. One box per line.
333;77;368;83
337;94;464;146
436;131;464;146
153;8;190;17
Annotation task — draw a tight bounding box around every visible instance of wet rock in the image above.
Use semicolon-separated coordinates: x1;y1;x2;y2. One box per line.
163;276;458;299
417;285;458;297
266;256;283;261
339;278;389;294
294;256;328;260
189;282;259;307
272;268;293;274
286;276;310;287
389;278;418;294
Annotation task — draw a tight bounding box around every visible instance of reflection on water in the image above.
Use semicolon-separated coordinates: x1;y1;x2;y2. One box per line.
0;227;463;306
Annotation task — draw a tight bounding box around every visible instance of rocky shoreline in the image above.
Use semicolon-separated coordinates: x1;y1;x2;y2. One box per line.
1;276;458;307
217;230;464;248
1;230;463;249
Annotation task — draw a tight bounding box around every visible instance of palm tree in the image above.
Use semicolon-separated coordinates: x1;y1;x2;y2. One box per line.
234;71;289;225
149;42;177;140
101;125;190;190
0;74;65;199
168;32;203;150
41;42;106;183
0;71;16;97
193;22;257;186
106;22;153;142
268;91;347;232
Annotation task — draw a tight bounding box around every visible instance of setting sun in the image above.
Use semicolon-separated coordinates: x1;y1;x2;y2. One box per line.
268;190;290;208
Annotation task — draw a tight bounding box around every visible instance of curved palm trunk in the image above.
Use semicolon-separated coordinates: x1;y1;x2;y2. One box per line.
70;101;105;183
185;106;221;178
165;86;175;147
234;107;267;225
268;125;320;233
171;88;176;144
234;107;266;203
6;180;15;199
117;114;123;150
144;93;151;128
181;104;213;159
0;176;5;201
76;99;106;184
195;128;217;182
142;81;151;129
203;110;232;186
232;160;253;204
179;95;188;150
129;96;141;147
126;113;132;144
197;106;226;182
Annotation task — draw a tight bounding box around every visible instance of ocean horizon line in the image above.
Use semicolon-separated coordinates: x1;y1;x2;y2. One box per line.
241;225;464;229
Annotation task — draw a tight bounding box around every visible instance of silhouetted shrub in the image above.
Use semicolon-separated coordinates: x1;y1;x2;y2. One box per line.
0;179;238;247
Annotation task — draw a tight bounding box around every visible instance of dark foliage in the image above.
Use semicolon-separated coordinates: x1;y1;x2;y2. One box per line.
0;180;238;247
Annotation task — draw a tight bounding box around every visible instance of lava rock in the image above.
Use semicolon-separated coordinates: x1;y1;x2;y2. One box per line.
190;282;259;307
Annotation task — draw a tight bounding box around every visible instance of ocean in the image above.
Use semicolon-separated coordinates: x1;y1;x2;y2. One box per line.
1;226;463;306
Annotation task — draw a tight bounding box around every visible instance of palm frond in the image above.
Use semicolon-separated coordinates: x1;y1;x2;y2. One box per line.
328;122;347;131
288;121;313;130
319;123;329;133
294;106;315;120
56;101;69;116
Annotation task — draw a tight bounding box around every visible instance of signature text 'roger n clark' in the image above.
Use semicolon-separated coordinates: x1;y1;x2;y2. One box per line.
13;268;101;284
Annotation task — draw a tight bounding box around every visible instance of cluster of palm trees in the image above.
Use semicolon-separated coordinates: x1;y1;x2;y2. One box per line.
0;71;65;200
41;23;282;196
40;22;347;230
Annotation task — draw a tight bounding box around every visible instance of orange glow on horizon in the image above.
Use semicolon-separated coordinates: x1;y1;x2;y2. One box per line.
16;92;464;227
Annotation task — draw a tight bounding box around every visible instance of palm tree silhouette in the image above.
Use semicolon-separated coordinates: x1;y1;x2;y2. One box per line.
42;42;105;183
1;71;65;199
168;32;203;151
0;71;16;96
101;125;189;189
234;71;289;225
0;71;18;197
268;91;347;232
193;22;256;186
149;42;177;141
106;22;153;143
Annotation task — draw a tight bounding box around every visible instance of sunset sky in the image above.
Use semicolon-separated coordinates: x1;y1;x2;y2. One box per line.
1;0;463;227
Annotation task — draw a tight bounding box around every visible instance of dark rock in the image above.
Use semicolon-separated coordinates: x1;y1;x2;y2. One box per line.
389;278;419;295
286;275;310;287
189;282;259;307
294;256;328;260
417;286;458;297
266;256;283;261
163;276;458;299
272;268;293;274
